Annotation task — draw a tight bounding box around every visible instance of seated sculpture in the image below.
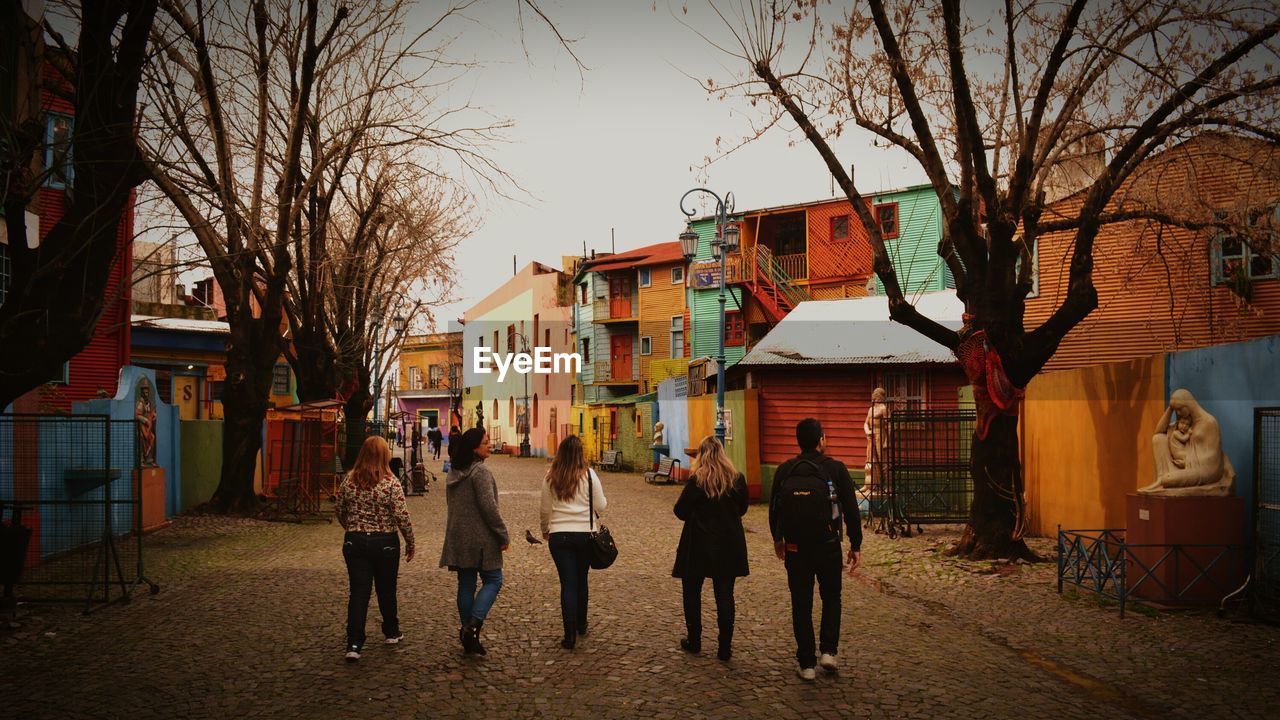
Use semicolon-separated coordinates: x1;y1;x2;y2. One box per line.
1139;389;1234;496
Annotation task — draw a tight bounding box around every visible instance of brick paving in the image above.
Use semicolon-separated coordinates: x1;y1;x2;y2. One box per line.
3;455;1277;719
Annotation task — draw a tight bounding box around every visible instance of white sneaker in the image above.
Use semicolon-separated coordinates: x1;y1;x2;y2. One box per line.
344;647;361;662
819;653;838;673
797;667;817;681
385;634;405;645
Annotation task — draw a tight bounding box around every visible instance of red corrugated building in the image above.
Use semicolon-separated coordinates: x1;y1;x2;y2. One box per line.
11;61;133;411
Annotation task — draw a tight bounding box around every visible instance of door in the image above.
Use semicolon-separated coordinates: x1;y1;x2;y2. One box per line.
610;334;633;381
609;275;632;318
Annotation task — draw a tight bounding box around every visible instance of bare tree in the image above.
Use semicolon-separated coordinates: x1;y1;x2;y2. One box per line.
1;0;157;410
283;150;467;467
699;0;1280;558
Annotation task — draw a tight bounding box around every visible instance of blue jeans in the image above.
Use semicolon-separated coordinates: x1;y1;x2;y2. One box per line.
549;532;592;637
455;567;504;624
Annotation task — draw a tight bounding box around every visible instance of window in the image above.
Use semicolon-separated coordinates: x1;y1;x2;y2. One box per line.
639;268;651;287
506;324;516;353
671;266;684;284
1213;207;1280;283
408;366;422;390
884;371;926;413
723;407;734;441
0;242;10;306
492;399;498;424
449;363;461;388
493;330;499;353
429;365;443;388
508;397;515;426
580;283;588;305
545;328;551;349
533;395;540;428
640;336;652;356
50;361;70;385
874;202;899;239
725;311;745;346
634;408;643;437
670;315;684;359
44;113;73;188
271;364;291;395
830;214;850;241
581;338;591;364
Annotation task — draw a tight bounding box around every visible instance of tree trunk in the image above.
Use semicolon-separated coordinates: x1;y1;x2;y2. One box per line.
341;382;372;470
207;325;274;513
289;328;339;403
950;414;1039;561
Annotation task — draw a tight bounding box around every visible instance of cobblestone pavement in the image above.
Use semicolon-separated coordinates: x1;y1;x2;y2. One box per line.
3;455;1277;719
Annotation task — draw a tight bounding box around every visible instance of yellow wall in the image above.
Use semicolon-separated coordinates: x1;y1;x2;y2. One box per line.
1021;354;1165;537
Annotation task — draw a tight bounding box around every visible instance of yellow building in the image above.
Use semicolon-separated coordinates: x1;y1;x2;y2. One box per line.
396;331;463;436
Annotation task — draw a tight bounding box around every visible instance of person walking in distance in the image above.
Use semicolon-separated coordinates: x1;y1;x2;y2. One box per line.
540;435;607;650
672;435;748;661
335;436;415;662
439;428;509;656
769;418;862;681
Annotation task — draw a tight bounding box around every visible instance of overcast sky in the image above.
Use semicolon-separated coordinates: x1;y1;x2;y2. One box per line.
415;1;926;329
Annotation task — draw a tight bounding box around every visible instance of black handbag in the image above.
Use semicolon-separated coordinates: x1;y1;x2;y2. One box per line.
586;470;618;569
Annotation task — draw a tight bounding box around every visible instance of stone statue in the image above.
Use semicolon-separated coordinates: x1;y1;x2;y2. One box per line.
475;400;485;430
135;380;158;467
1139;388;1234;496
652;421;666;447
863;387;890;488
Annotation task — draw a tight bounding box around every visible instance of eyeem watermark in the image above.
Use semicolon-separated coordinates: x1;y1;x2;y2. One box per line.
473;346;581;382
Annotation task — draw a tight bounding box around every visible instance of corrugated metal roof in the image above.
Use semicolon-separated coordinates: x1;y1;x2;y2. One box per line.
739;291;964;367
577;242;683;274
131;314;230;335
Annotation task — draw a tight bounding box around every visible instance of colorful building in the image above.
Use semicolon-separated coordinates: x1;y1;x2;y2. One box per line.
685;186;951;390
395;331;462;439
461;260;576;457
131;310;231;420
1026;133;1280;372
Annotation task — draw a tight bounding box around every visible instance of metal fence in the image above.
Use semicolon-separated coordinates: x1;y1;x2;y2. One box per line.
0;414;158;613
1256;407;1280;621
865;409;975;538
262;414;340;522
1057;527;1247;617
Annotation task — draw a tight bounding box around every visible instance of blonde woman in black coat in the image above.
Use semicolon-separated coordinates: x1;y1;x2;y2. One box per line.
672;435;749;661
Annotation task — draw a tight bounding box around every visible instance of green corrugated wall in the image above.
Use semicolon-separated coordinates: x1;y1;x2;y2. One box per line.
873;185;948;294
689;216;747;365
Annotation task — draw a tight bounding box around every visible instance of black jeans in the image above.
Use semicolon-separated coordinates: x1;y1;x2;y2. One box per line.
343;531;400;650
548;532;592;637
784;542;843;668
681;576;736;647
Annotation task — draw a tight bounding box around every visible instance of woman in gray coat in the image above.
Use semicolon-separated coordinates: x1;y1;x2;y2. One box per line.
439;428;509;655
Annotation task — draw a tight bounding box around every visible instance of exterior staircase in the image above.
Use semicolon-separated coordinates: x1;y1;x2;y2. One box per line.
742;244;810;323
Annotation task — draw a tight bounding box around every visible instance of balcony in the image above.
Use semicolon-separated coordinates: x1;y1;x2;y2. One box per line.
592;298;638;324
593;360;639;386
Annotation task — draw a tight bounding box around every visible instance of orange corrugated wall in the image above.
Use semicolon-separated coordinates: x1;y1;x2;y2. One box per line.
1025;135;1280;372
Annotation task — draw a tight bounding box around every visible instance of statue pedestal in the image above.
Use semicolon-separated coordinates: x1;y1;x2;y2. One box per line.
135;467;170;533
1125;494;1245;606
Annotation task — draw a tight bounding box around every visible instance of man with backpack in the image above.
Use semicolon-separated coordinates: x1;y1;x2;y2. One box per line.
769;417;862;681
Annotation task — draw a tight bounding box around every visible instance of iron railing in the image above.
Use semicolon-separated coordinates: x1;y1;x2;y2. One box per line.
0;414;158;613
1255;407;1280;621
865;409;975;538
1057;527;1246;617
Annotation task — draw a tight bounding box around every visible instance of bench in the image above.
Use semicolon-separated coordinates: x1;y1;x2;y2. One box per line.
599;449;622;472
643;456;681;485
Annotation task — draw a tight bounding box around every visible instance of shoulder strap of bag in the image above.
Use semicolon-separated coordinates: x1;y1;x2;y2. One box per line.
587;468;596;531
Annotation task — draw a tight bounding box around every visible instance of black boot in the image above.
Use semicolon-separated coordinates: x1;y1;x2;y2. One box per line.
561;622;577;650
463;617;486;656
717;627;733;661
680;634;701;654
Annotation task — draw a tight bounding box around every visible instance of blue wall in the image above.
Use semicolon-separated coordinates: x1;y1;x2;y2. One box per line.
656;376;692;469
1166;334;1280;539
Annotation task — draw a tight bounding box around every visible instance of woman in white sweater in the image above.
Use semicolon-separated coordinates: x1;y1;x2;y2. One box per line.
540;435;607;649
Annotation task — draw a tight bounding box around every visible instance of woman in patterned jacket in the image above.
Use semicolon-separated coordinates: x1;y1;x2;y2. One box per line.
335;435;416;662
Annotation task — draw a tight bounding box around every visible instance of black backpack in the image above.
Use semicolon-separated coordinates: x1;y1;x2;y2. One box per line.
774;459;842;546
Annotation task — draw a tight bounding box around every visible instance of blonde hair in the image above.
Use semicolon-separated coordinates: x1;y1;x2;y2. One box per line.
349;435;392;491
692;435;737;499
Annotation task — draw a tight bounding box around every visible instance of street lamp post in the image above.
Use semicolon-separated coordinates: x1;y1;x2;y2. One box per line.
678;188;739;444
